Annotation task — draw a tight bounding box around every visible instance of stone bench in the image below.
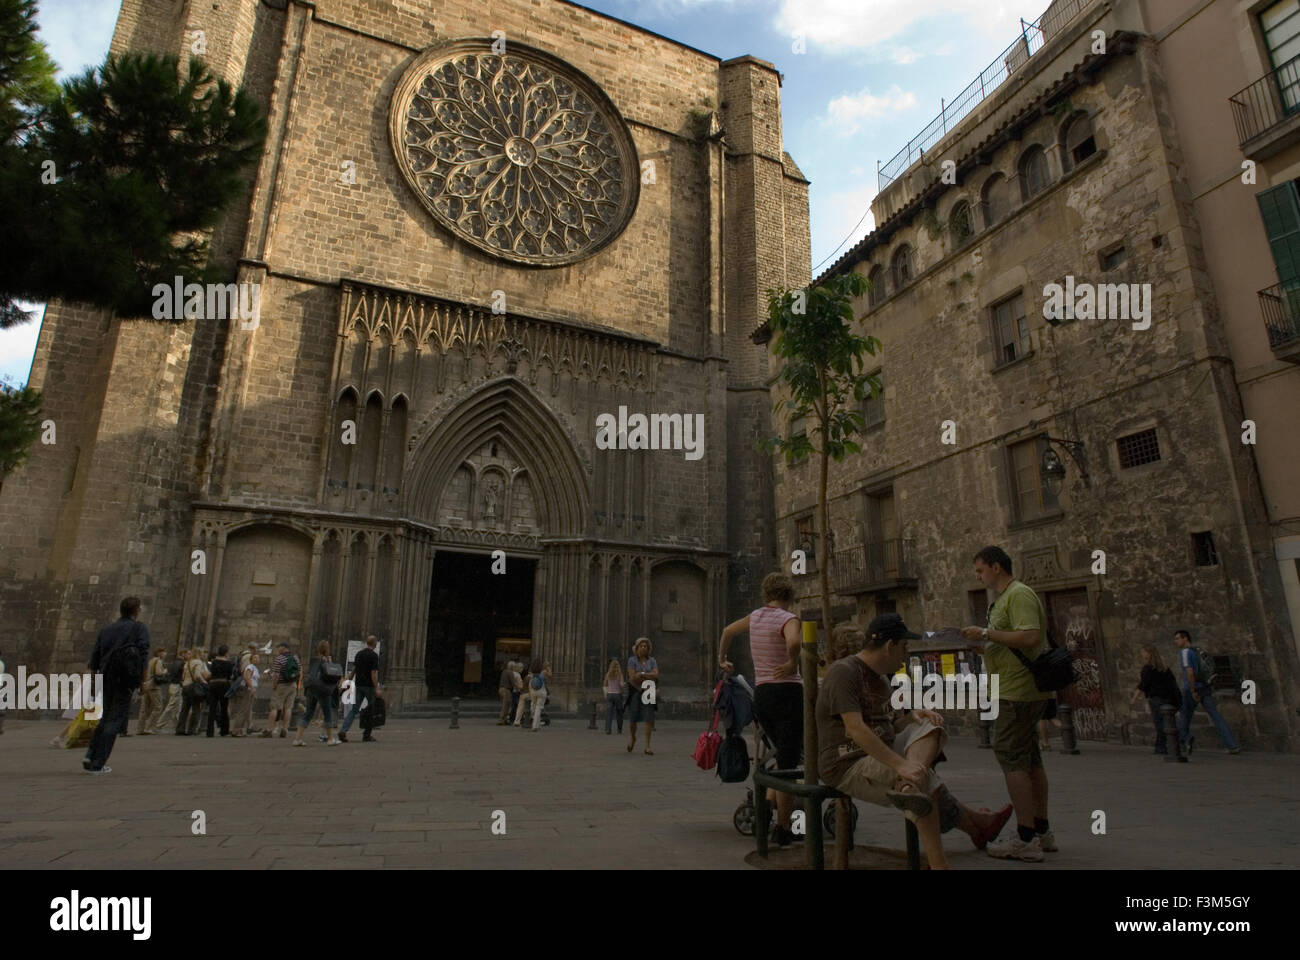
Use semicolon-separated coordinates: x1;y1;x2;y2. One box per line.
753;767;921;870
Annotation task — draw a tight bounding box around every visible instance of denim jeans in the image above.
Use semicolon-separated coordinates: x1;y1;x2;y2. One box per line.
1147;697;1175;754
604;692;624;733
1177;684;1238;751
86;683;133;770
299;689;334;728
338;686;375;734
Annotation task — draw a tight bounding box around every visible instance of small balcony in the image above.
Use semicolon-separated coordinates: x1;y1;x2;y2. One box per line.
1257;282;1300;362
831;539;918;595
1229;56;1300;159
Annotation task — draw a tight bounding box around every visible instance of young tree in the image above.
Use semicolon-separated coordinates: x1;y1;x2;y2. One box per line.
761;271;881;789
0;0;267;327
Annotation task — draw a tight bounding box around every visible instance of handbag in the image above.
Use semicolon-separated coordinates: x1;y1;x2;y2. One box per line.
190;679;210;699
1012;643;1077;692
320;660;344;682
361;695;387;729
693;710;722;771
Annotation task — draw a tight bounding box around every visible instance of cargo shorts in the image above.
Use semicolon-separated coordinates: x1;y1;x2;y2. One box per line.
992;698;1050;772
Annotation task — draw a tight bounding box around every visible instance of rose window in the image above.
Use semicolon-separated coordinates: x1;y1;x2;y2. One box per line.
389;39;640;266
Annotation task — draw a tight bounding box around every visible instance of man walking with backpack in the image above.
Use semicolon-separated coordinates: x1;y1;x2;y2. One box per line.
1174;630;1240;756
84;597;152;774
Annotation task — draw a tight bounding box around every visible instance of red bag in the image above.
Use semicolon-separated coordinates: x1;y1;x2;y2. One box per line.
694;676;725;770
694;726;722;770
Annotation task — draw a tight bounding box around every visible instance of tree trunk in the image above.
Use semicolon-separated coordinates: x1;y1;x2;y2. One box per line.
805;440;831;866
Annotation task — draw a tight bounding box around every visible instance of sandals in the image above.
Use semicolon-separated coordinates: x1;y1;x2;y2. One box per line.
644;749;654;755
886;786;933;817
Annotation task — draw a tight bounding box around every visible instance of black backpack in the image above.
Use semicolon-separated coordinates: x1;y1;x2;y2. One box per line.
716;734;750;783
103;624;145;688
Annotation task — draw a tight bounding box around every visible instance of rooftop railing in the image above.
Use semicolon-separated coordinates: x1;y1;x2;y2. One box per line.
878;0;1095;192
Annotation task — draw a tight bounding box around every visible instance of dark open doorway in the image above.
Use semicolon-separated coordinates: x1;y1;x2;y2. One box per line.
425;551;536;698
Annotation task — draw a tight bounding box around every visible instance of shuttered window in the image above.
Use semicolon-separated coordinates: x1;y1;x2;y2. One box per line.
1262;0;1300;69
1257;181;1300;288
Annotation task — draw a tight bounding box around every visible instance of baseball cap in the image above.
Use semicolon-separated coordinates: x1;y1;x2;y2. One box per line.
867;613;921;644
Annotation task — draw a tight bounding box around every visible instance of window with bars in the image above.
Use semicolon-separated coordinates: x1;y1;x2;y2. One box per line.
949;201;974;246
868;265;887;307
891;245;914;290
992;294;1030;365
1019;146;1051;201
1117;428;1161;468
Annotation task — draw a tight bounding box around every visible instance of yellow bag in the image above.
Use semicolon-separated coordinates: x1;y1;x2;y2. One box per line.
60;708;98;749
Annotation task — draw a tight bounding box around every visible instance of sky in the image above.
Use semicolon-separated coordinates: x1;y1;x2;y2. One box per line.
0;0;1036;387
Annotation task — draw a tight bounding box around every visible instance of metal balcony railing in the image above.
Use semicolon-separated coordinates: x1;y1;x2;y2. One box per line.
831;539;916;593
1258;282;1300;348
1229;55;1300;146
877;0;1096;191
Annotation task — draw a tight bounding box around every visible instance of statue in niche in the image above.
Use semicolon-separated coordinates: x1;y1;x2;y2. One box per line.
482;476;503;523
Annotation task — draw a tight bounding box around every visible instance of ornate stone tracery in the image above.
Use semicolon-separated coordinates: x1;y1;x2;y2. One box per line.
390;39;640;266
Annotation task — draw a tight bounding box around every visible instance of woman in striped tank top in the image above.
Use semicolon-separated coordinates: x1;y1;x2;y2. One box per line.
718;572;803;847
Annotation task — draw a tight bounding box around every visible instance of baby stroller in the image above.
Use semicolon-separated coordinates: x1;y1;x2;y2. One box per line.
729;684;859;839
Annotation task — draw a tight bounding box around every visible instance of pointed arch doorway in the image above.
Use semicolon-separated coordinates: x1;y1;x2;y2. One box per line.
394;377;590;705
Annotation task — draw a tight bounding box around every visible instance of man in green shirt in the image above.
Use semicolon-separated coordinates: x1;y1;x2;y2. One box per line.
962;545;1056;862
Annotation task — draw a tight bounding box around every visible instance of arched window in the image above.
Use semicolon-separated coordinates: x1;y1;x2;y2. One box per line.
1018;145;1050;201
982;173;1010;228
1061;113;1097;171
868;265;887;307
949;200;974;246
383;396;407;494
357;391;383;491
327;388;358;491
891;245;914;291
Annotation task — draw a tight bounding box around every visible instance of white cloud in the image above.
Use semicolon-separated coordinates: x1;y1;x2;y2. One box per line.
825;85;918;135
773;0;1019;55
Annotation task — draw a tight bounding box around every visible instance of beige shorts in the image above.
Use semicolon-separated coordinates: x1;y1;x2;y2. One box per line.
835;719;948;808
269;684;297;715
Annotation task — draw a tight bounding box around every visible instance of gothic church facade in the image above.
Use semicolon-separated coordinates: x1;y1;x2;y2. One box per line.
0;0;809;708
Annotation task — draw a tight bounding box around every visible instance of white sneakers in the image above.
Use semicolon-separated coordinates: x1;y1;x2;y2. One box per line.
987;834;1046;862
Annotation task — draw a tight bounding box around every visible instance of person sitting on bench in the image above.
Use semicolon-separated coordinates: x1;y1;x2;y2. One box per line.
816;616;1012;870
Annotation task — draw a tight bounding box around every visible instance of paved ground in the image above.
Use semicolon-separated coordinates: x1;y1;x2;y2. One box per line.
0;718;1296;869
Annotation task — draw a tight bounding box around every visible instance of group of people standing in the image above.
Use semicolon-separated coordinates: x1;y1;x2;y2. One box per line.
496;658;552;730
78;596;385;775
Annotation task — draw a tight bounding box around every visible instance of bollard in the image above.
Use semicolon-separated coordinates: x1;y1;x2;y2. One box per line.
1056;702;1080;754
1161;703;1186;763
976;717;993;748
588;701;598;730
450;696;460;729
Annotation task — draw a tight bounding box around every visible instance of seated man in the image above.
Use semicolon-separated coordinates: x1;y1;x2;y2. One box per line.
816;615;1011;870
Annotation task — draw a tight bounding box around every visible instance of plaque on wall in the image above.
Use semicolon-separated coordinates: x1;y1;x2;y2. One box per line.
661;611;684;632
